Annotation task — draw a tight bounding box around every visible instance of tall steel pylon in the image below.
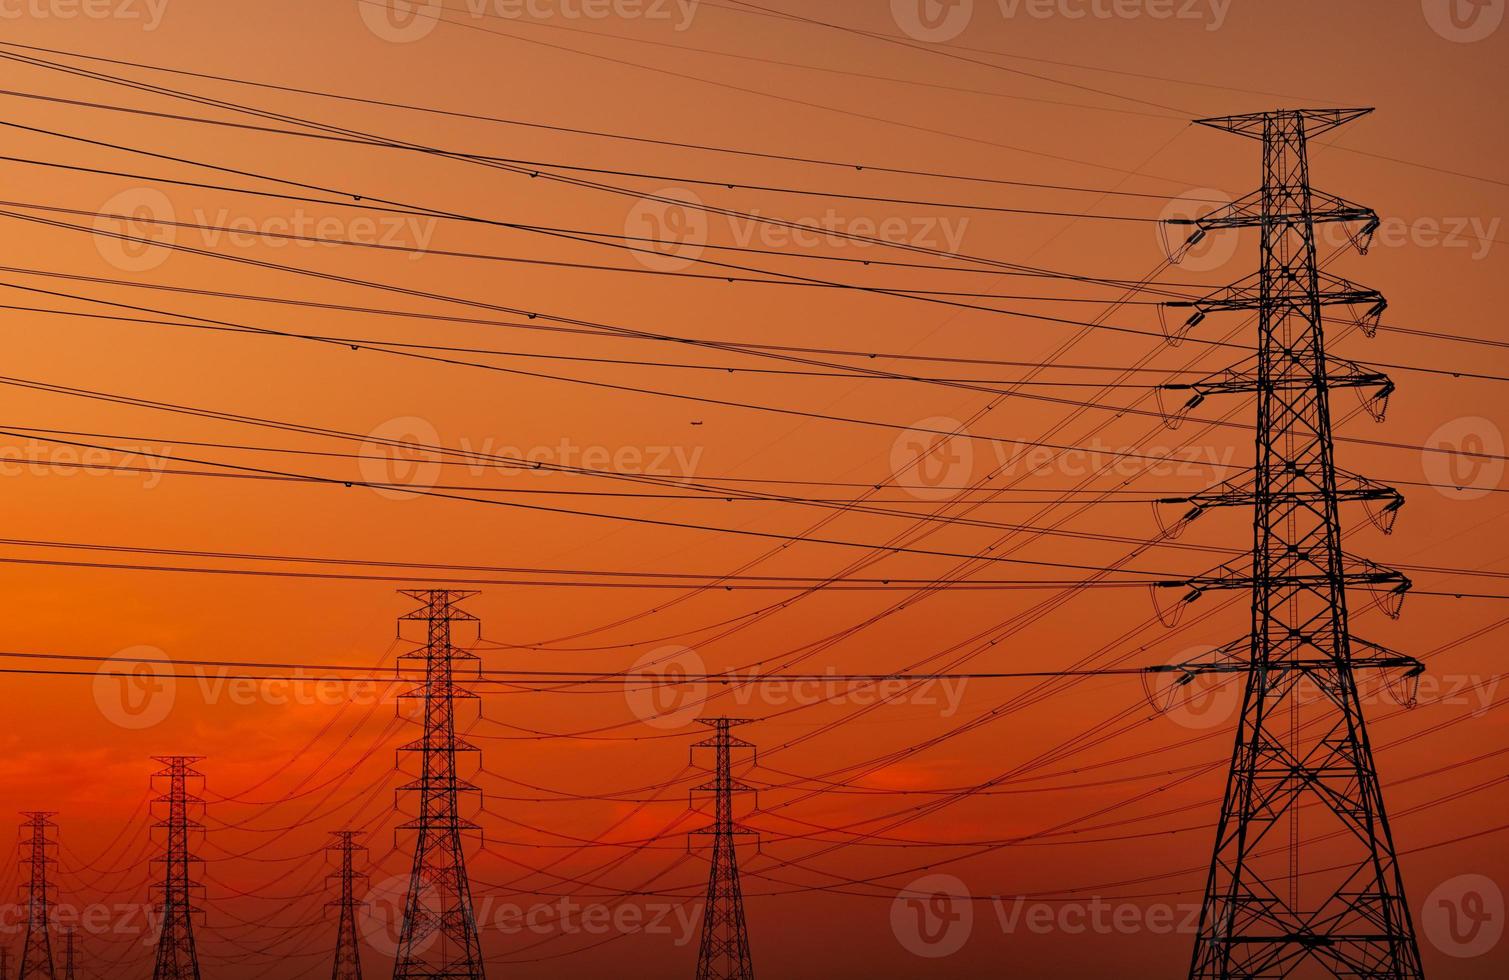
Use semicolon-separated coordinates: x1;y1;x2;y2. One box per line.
328;831;367;980
150;757;206;980
691;718;756;980
1159;107;1423;978
17;812;57;980
59;934;72;980
393;589;487;980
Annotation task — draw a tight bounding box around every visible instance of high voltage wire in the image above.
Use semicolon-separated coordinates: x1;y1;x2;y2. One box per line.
0;89;1182;224
0;40;1192;188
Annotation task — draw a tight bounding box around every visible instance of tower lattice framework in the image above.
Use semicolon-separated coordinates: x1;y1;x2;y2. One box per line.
1161;107;1424;979
329;831;367;980
393;589;487;980
17;812;57;980
692;718;756;980
150;757;206;980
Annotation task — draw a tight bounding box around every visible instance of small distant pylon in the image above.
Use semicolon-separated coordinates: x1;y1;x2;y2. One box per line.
327;831;367;980
59;934;72;980
17;812;57;980
691;718;756;980
150;757;205;980
393;589;487;980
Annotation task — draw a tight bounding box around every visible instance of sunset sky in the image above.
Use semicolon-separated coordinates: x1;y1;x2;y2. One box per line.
0;1;1505;977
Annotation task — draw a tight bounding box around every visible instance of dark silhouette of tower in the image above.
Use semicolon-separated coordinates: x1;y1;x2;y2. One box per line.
17;812;56;980
691;718;756;980
393;589;486;980
59;934;72;980
1160;107;1423;978
328;831;367;980
2;946;10;980
150;757;206;980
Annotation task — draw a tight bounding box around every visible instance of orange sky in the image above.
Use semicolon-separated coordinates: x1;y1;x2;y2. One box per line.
0;1;1505;977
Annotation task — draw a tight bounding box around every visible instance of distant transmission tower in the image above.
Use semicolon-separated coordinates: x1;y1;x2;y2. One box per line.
17;812;57;980
393;589;487;980
150;757;206;980
59;934;72;980
328;831;367;980
691;718;756;980
1160;107;1423;978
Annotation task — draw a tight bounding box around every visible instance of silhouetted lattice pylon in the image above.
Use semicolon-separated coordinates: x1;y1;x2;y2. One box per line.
1159;107;1423;979
691;718;756;980
17;812;57;980
150;757;205;980
328;831;367;980
393;590;486;980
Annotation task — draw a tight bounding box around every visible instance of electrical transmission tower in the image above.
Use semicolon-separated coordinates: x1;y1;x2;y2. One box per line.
691;718;756;980
17;812;57;980
328;831;367;980
393;589;487;980
1159;108;1423;978
59;934;72;980
150;757;206;980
